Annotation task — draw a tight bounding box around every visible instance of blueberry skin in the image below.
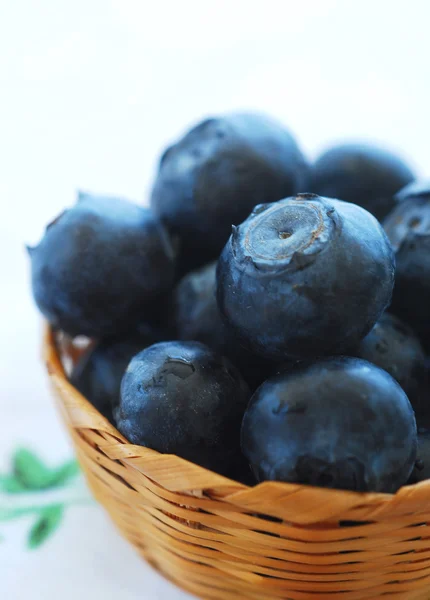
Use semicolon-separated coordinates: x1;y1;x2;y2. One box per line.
241;357;417;493
28;192;176;337
174;262;226;351
383;182;430;351
174;261;276;389
309;144;414;221
115;341;251;477
70;331;158;424
408;430;430;483
353;313;429;416
150;113;308;271
395;179;430;202
217;194;395;360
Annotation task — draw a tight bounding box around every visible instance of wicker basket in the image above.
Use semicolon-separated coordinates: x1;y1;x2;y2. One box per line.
45;325;430;599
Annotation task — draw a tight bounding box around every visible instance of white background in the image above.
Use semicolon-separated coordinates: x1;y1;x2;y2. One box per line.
1;1;429;598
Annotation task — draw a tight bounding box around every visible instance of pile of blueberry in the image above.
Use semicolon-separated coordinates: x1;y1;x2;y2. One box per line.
29;112;430;493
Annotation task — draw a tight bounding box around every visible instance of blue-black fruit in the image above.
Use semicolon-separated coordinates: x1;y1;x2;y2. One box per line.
408;429;430;484
150;113;308;271
217;194;395;360
28;192;176;337
174;261;276;389
241;357;417;493
115;341;251;478
309;143;414;220
70;330;158;424
383;181;430;352
353;312;429;418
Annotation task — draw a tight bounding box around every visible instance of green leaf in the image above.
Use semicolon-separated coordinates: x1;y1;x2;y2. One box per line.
48;460;80;488
0;506;35;522
13;449;80;492
13;449;54;490
0;474;27;494
28;504;64;549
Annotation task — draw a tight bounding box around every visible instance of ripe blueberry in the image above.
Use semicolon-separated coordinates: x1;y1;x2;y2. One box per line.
217;194;395;360
174;261;276;389
241;357;417;493
71;330;158;424
353;312;429;418
28;192;176;337
309;143;414;220
150;113;308;271
115;341;251;477
383;180;430;351
408;430;430;484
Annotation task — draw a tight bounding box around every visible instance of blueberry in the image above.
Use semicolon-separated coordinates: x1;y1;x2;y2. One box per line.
174;262;226;351
241;357;417;493
383;181;430;351
353;313;429;417
217;194;395;360
395;179;430;202
150;113;308;271
408;430;430;484
309;143;414;221
174;261;276;389
28;192;176;337
70;330;158;423
115;341;251;477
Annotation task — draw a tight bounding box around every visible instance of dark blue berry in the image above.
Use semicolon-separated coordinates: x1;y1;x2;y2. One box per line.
241;357;417;493
353;313;429;419
309;143;414;220
174;262;226;351
174;261;276;389
217;194;395;360
150;113;308;271
28;192;176;337
70;330;159;424
395;179;430;202
383;181;430;352
408;430;430;484
115;341;251;477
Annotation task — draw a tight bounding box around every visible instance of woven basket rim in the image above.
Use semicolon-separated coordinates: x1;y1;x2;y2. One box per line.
44;323;430;519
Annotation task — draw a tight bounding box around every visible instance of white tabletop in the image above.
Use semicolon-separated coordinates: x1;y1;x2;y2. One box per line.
1;1;430;598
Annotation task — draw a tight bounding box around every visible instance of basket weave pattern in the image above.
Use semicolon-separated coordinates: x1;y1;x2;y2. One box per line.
45;326;430;599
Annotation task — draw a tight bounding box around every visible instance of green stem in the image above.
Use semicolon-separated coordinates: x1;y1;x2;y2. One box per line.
0;497;93;523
